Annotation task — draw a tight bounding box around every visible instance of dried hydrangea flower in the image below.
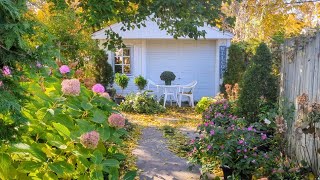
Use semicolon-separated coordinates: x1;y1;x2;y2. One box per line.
100;92;111;100
275;115;287;134
61;79;81;96
80;131;100;149
297;93;308;105
92;83;105;93
108;113;125;128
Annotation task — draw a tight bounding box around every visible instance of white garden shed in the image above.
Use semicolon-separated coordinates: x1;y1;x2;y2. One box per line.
92;20;233;100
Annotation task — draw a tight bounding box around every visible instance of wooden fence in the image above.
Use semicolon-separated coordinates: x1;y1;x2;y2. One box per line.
280;32;320;175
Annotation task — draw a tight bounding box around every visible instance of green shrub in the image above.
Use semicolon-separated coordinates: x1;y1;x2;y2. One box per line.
114;73;129;94
94;51;114;87
238;43;278;122
134;75;147;91
221;44;246;92
119;92;165;114
160;71;176;85
195;97;216;114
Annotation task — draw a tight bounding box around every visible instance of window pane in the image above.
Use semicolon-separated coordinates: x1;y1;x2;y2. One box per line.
123;57;130;64
115;57;122;64
115;49;123;56
124;65;131;74
123;48;130;56
115;65;122;73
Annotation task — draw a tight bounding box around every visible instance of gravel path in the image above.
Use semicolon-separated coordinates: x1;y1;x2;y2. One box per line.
132;127;201;180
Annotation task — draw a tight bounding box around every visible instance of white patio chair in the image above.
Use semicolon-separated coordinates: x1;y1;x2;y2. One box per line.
146;79;160;101
162;85;179;107
178;81;197;107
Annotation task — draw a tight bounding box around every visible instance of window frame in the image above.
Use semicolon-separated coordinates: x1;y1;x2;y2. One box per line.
113;47;133;75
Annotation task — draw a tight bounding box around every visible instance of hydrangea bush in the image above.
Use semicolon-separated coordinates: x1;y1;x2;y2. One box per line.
0;65;135;180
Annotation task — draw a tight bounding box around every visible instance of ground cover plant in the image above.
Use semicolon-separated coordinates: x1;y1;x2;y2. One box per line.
119;92;165;114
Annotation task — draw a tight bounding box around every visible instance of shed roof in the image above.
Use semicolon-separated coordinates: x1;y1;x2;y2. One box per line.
92;19;233;40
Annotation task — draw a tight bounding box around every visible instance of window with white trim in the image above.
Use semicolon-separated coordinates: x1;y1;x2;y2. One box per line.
114;47;131;74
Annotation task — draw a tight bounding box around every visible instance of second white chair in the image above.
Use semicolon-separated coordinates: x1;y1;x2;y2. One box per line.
178;81;197;107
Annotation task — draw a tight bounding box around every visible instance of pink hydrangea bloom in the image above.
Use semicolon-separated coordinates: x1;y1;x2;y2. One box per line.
237;150;241;153
207;145;212;150
2;66;11;76
247;126;253;131
100;92;110;100
108;113;125;128
244;155;248;159
92;83;105;93
59;65;70;74
61;79;81;96
238;140;244;144
0;81;3;87
80;131;100;149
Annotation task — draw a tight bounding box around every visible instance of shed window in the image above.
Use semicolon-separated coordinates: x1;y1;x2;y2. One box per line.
114;47;131;74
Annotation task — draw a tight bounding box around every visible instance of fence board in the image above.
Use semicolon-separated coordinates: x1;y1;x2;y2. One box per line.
281;32;320;175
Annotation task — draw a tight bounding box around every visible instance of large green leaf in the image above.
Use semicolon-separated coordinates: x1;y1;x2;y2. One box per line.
0;153;13;179
92;150;103;164
76;119;95;133
43;172;58;180
52;122;70;138
30;146;47;162
92;110;106;123
81;101;93;111
108;167;119;180
54;114;75;130
48;161;74;176
78;156;90;168
90;170;103;180
48;163;63;176
112;153;126;160
123;171;137;180
97;126;110;141
102;159;119;168
17;161;42;173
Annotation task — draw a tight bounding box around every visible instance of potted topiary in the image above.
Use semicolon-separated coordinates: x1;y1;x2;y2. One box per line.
114;73;129;104
160;71;176;85
134;75;147;91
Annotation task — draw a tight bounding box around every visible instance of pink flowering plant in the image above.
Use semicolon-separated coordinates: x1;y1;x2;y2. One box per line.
0;65;134;179
189;117;271;178
202;99;231;121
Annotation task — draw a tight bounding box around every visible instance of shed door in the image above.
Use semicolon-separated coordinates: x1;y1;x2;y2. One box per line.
146;40;216;100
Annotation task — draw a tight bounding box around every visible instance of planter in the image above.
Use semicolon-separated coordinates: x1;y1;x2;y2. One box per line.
221;165;234;180
165;80;171;85
114;96;125;105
